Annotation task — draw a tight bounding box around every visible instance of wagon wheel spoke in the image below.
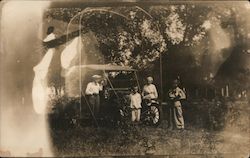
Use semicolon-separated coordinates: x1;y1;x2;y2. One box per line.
153;109;159;114
154;116;159;122
149;106;160;124
150;107;158;115
153;117;159;123
154;110;159;116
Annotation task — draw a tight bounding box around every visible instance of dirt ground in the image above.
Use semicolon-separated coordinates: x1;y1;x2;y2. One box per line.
50;120;249;157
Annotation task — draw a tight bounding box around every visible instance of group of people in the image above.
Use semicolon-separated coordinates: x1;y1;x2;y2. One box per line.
85;74;186;130
129;76;158;123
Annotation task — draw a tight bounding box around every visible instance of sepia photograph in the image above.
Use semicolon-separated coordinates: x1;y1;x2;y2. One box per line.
0;0;249;157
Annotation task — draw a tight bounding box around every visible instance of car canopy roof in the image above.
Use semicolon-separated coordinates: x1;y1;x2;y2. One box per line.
66;64;136;76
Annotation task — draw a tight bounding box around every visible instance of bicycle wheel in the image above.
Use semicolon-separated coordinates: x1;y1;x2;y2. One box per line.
149;105;161;126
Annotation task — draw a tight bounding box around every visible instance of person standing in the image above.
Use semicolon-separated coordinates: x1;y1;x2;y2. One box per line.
130;86;142;122
142;76;158;100
168;79;186;130
85;75;103;116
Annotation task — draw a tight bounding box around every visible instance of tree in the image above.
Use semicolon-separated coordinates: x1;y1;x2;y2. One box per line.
44;3;250;94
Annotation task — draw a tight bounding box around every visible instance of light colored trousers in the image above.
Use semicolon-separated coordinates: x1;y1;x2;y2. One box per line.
169;105;184;129
131;108;141;122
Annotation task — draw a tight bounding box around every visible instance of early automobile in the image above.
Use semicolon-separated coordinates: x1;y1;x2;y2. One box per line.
49;64;161;128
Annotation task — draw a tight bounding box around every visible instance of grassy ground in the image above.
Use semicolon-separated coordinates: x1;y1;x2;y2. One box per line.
50;120;249;157
48;100;249;157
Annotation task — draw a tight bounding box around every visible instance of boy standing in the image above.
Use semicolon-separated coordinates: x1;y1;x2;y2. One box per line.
130;86;142;122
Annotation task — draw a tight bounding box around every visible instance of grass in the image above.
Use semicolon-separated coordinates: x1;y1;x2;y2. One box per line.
48;100;249;157
50;120;249;157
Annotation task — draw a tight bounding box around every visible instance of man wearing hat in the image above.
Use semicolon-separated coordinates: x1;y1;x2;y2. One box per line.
85;75;103;116
168;79;186;130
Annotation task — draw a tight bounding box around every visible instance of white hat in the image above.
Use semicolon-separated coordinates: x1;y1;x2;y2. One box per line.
92;75;102;79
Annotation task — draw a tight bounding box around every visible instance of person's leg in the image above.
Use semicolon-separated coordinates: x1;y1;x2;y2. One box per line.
131;109;136;122
136;109;141;122
174;106;184;129
95;95;100;116
88;95;96;125
169;107;174;129
88;95;95;113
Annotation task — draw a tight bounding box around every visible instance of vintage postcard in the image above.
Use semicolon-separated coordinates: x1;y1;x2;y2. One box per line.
0;0;249;157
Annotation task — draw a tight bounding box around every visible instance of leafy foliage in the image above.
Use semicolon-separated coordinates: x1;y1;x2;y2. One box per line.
45;4;250;94
45;6;211;69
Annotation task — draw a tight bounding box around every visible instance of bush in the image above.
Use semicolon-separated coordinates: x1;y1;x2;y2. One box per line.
48;96;81;129
183;99;249;132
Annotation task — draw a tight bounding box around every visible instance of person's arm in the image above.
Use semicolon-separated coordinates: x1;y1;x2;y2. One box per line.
130;94;134;108
142;86;149;99
85;83;93;95
168;90;175;99
153;85;158;99
99;83;103;91
142;86;151;99
179;88;186;100
138;93;142;105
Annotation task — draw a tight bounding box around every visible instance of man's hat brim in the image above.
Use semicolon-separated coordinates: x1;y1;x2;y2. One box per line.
92;75;102;79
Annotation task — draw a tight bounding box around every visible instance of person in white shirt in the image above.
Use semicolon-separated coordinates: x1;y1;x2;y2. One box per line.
142;76;158;100
130;86;142;122
168;79;186;130
85;75;103;116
